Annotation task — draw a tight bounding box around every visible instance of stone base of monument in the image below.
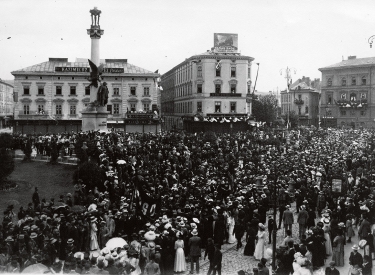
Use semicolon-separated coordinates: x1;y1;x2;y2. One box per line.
81;105;109;132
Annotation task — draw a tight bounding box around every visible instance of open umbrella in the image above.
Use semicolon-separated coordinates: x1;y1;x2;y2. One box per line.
22;263;49;273
70;205;86;213
117;160;126;165
52;202;69;210
106;237;127;250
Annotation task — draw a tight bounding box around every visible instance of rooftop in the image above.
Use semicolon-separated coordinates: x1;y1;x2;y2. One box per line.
319;56;375;71
11;58;157;75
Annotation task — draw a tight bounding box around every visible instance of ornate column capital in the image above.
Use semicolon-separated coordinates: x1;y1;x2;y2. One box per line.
87;26;104;39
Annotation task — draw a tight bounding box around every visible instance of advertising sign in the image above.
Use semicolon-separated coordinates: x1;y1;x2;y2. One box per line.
55;67;124;73
332;178;342;193
214;33;238;53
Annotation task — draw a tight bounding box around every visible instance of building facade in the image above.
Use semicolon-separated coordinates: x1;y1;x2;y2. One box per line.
280;76;320;127
160;50;254;132
319;56;375;128
0;79;14;129
12;58;160;134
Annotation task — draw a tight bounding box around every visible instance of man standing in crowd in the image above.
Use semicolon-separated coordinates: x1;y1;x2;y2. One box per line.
189;229;201;275
282;205;294;236
297;205;309;239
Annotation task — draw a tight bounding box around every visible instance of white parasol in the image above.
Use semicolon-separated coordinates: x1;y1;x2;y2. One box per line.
106;237;127;250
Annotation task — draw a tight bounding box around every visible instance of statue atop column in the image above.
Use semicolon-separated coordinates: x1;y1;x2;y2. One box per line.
90;7;101;27
87;7;104;39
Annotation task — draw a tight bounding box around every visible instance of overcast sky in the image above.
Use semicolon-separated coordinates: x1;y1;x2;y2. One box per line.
1;0;375;92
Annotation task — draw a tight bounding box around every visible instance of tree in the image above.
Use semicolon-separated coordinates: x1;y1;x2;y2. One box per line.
282;110;299;128
252;94;278;124
0;133;15;185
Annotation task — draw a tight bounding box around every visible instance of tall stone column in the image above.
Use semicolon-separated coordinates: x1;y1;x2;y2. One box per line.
81;7;109;132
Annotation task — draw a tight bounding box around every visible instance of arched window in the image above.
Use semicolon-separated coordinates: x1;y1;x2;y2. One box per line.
361;76;367;85
197;66;202;77
341;77;346;86
350;93;356;101
351;77;356;85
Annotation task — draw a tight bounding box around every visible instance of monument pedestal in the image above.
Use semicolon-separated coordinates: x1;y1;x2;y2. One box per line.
81;104;109;132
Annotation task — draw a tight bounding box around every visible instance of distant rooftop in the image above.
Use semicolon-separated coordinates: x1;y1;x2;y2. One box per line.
319;56;375;71
12;58;157;75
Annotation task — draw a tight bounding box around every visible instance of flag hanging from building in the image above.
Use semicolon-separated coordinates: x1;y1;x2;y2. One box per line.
216;60;222;70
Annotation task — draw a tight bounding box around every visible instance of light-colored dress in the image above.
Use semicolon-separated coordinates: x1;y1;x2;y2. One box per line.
254;230;266;260
129;257;141;275
227;216;236;244
332;235;345;267
174;239;186;272
90;222;99;251
323;224;332;256
346;219;355;238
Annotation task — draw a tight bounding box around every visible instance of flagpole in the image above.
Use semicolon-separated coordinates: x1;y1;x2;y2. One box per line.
252;63;260;94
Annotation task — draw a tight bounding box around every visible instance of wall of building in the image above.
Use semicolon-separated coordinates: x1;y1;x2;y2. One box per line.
320;66;374;128
161;52;253;132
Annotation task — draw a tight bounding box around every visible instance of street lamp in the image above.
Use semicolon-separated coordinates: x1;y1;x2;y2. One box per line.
368;35;375;48
325;107;329;128
280;67;296;144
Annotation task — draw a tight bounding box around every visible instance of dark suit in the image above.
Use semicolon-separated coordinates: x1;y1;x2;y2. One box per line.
282;209;294;235
325;267;340;275
207;248;222;275
189;235;201;274
358;219;371;240
297;209;309;238
349;251;363;268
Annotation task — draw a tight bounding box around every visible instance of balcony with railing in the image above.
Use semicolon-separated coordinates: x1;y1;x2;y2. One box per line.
335;99;368;108
294;98;304;105
210;93;242;97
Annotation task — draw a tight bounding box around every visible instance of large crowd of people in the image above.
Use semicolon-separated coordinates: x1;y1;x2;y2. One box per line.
1;127;375;274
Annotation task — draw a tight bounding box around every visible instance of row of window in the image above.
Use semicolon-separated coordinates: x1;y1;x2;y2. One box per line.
326;92;367;104
23;86;151;96
174;83;243;97
327;76;367;87
23;103;151;115
281;105;309;114
339;110;366;116
173;101;238;113
23;76;146;81
197;65;251;78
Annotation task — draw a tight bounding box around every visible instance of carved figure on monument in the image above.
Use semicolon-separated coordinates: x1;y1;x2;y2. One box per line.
90;7;101;26
87;59;104;88
97;82;109;107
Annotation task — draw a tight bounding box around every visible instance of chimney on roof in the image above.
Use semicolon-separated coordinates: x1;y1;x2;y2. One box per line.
348;56;356;60
49;58;68;62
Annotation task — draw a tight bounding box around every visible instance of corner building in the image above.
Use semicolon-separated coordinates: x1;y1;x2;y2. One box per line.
12;58;160;134
161;50;254;132
319;56;375;128
0;79;14;129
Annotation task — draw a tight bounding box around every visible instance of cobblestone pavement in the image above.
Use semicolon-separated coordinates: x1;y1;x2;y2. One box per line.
178;203;302;275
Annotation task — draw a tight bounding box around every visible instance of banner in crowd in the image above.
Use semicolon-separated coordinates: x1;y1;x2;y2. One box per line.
134;187;160;217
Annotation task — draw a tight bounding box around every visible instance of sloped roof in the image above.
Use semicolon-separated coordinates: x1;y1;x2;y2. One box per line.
319;57;375;71
290;82;311;90
12;58;156;75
